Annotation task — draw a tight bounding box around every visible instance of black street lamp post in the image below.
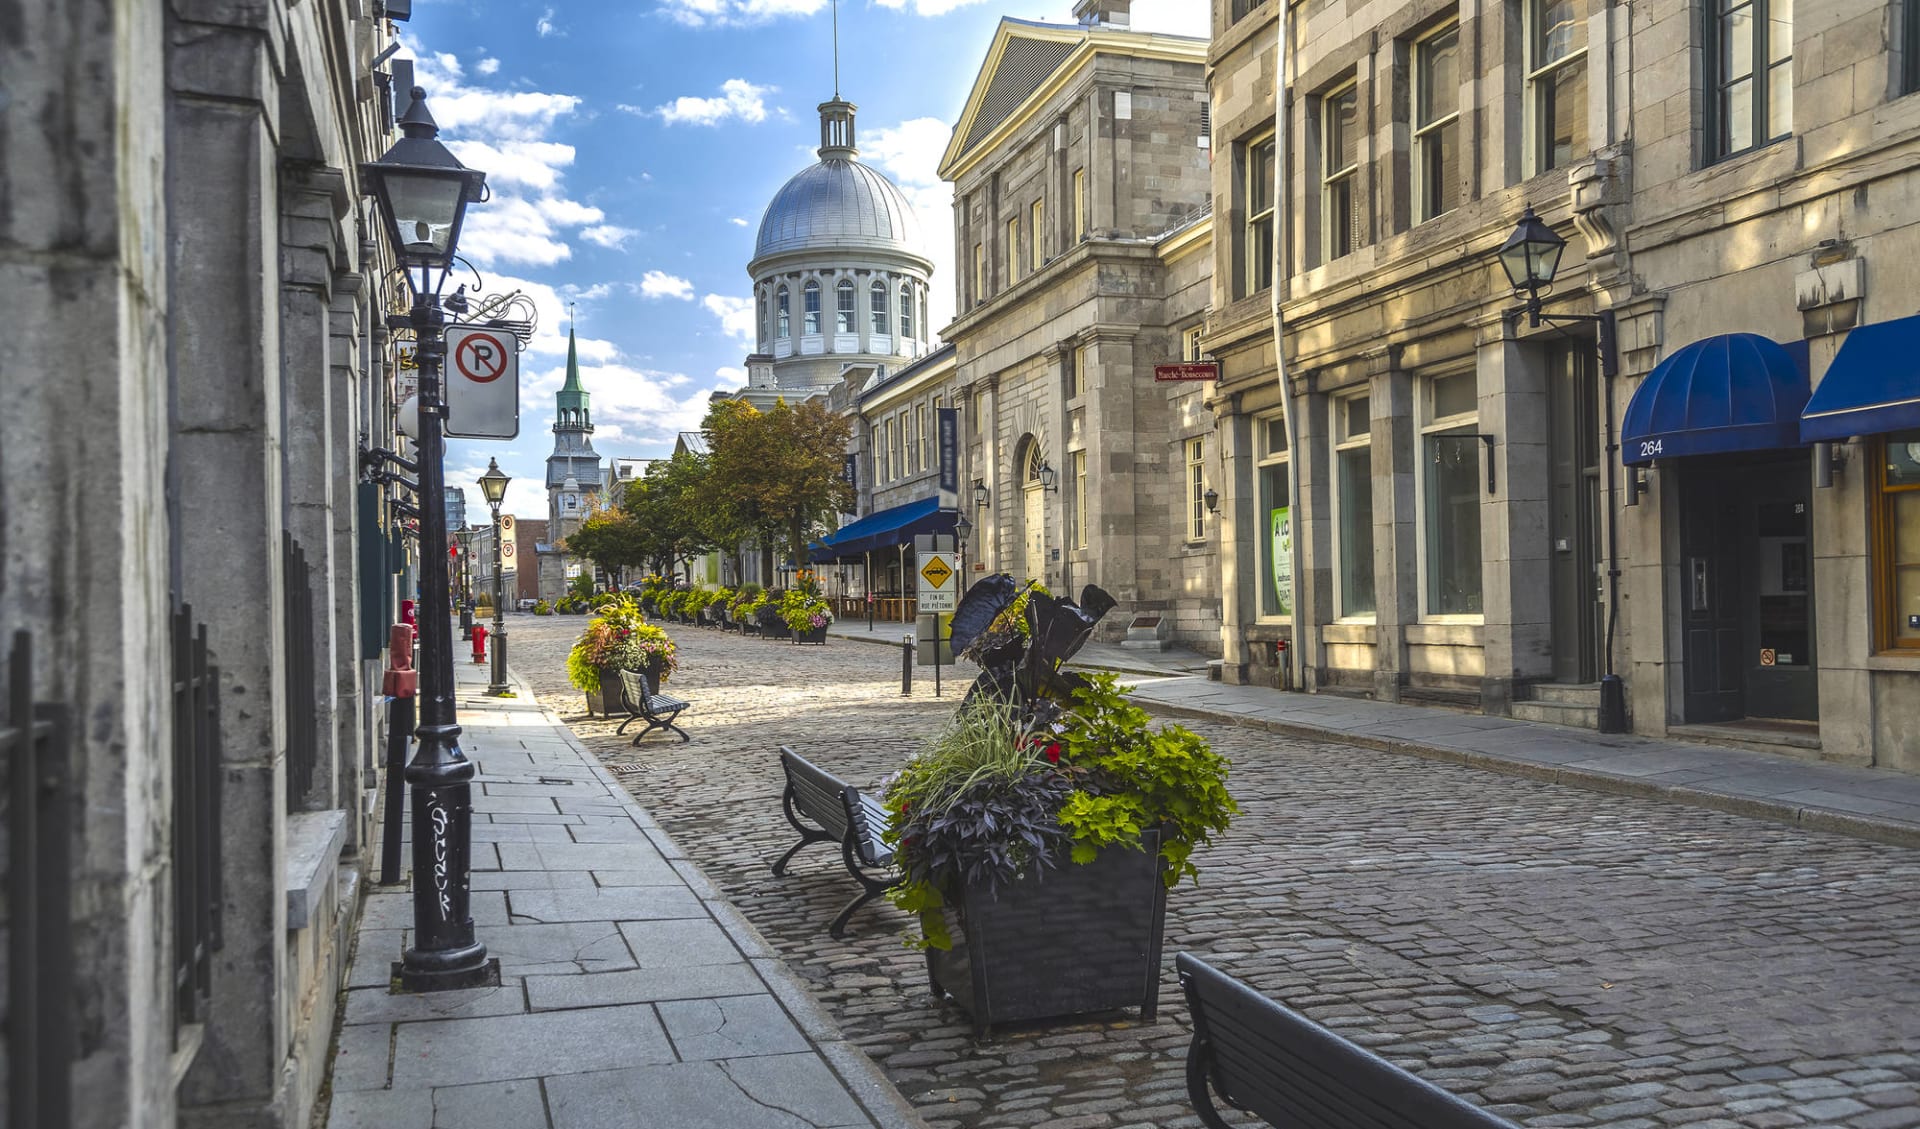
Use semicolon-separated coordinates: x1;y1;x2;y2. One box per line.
479;459;512;696
362;86;498;992
954;511;973;595
456;529;475;639
1498;207;1627;736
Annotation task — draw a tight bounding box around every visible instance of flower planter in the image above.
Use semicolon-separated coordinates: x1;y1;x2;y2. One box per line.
793;625;828;644
761;618;792;641
585;664;637;717
925;828;1167;1038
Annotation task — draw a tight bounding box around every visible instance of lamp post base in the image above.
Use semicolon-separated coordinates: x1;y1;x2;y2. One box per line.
392;954;501;994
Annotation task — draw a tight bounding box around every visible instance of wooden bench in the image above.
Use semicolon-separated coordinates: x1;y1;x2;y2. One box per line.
1176;953;1521;1129
772;746;896;938
615;670;690;745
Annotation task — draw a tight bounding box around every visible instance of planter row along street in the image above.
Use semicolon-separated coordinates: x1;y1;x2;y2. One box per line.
325;611;1920;1129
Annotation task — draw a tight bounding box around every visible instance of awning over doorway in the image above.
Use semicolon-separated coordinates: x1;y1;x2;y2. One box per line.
1622;333;1810;465
809;496;957;563
1800;314;1920;442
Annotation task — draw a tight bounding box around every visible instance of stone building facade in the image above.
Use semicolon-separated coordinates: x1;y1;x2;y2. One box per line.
941;0;1220;649
1203;0;1920;769
542;328;605;601
2;2;412;1126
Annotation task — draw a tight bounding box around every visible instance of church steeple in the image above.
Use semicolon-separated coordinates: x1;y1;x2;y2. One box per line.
555;325;592;435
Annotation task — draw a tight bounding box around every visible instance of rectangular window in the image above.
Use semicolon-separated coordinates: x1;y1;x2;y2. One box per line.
1073;449;1089;548
1709;0;1792;161
1073;168;1087;237
1257;413;1292;618
1183;325;1205;362
918;404;930;470
1528;0;1589;174
1007;216;1021;282
1072;344;1088;399
1907;0;1920;96
1875;430;1920;650
1187;437;1207;542
973;243;985;304
1322;84;1362;261
1031;200;1045;270
1245;134;1277;294
889;417;902;482
1422;372;1483;616
1414;23;1461;222
1333;394;1375;617
1231;0;1257;22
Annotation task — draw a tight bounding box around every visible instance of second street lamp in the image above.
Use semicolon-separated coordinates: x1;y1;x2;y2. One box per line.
478;458;512;696
362;85;497;992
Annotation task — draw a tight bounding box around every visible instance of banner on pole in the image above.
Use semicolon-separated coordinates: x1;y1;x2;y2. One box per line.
937;407;958;493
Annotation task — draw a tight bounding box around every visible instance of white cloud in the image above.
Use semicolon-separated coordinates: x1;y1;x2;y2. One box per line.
475;57;501;75
582;225;638;249
871;0;1205;30
702;294;756;348
716;365;747;386
729;217;749;227
658;0;827;28
861;116;957;338
536;7;560;36
655;79;775;127
639;271;696;300
409;47;629;270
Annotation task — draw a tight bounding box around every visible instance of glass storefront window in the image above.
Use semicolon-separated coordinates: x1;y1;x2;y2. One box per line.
1337;446;1375;616
1259;460;1292;617
1425;430;1484;615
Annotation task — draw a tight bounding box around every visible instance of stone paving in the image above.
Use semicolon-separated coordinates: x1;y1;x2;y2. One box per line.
511;611;1920;1129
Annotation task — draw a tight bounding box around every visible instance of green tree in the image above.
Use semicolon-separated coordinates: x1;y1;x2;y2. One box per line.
563;505;647;585
703;398;853;577
625;452;717;581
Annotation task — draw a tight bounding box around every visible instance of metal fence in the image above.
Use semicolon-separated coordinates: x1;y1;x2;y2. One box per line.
5;630;74;1129
171;607;223;1037
283;533;318;809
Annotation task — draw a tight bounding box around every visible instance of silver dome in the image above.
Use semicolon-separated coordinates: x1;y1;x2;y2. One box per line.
753;158;928;263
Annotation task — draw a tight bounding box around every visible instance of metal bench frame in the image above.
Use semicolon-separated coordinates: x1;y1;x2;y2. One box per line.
1177;953;1520;1129
773;746;896;938
615;670;690;744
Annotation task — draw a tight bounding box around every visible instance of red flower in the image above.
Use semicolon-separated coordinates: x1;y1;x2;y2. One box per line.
1044;743;1062;764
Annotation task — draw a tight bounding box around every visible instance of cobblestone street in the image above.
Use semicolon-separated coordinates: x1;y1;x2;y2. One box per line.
506;612;1920;1129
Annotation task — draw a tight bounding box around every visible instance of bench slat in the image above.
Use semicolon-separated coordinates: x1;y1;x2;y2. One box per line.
1178;953;1518;1129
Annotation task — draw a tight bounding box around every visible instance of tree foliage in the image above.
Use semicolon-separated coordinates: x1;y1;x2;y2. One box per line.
702;398;853;568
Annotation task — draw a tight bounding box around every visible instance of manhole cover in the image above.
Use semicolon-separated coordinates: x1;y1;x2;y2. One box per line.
607;763;644;776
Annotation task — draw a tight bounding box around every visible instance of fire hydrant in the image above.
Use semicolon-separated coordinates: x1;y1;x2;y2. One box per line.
1275;639;1292;692
471;623;488;664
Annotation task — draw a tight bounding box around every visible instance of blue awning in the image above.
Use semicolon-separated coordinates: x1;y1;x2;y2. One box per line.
1801;314;1920;442
809;496;957;563
1622;333;1810;465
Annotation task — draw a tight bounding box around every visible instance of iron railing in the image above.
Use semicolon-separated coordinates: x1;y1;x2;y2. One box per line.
5;630;74;1129
171;607;223;1038
283;533;318;809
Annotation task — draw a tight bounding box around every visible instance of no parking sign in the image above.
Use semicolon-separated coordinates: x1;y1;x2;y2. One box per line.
445;325;519;440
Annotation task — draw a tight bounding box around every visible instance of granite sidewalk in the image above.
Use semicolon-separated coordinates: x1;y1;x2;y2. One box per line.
823;621;1920;849
321;656;925;1129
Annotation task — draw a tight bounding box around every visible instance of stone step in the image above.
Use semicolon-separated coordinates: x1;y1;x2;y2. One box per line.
1511;698;1600;731
1526;681;1603;706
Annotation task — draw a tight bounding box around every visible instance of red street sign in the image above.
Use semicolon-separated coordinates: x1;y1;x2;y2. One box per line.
1155;362;1218;382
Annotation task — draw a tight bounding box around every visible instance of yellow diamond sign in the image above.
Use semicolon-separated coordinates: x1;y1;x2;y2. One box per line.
920;557;954;589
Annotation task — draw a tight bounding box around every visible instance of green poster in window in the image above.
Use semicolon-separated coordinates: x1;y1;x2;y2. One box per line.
1271;506;1292;617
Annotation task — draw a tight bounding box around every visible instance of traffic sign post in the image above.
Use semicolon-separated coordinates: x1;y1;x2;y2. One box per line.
444;325;520;439
914;533;958;692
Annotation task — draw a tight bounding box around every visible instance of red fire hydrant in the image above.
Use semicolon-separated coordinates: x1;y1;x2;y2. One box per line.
471;623;488;664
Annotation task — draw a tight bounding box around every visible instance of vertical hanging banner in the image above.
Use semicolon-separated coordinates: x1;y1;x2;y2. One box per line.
843;453;858;487
444;326;520;439
937;408;958;492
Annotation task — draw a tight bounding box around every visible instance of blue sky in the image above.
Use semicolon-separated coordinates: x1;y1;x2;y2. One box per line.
415;0;1205;519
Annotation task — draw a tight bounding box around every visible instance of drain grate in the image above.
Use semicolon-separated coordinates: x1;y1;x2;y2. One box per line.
607;763;645;776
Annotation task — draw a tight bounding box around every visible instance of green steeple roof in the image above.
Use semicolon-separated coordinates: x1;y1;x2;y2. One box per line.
558;327;588;409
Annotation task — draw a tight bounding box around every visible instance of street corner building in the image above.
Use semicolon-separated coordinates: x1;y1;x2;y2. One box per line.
3;2;435;1126
1202;0;1920;768
940;0;1221;651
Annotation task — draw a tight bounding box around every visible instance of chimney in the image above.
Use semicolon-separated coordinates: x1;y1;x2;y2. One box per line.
1073;0;1131;29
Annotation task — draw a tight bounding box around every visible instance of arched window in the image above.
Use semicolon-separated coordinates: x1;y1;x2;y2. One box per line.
757;291;769;346
918;290;929;342
836;278;856;334
804;279;822;335
899;282;914;340
776;286;790;339
870;280;889;335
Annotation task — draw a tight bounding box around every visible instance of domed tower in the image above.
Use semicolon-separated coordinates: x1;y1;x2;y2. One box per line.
749;97;935;394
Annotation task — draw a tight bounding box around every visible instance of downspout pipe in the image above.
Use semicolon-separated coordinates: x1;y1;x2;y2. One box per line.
1270;3;1304;693
1597;311;1627;733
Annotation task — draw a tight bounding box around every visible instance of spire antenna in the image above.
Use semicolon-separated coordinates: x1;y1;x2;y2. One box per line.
832;0;840;99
